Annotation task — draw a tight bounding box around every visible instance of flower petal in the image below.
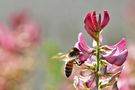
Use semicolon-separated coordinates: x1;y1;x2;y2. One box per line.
113;50;128;66
111;38;126;52
77;32;92;54
0;24;16;51
92;11;99;31
102;48;117;58
84;13;95;31
101;11;110;29
84;24;97;40
73;76;85;90
98;13;101;25
105;49;128;66
79;53;90;62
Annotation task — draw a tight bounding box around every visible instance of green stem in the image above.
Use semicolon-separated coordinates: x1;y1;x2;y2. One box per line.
96;32;100;90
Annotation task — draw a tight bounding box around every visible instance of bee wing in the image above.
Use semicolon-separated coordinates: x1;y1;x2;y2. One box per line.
51;53;67;61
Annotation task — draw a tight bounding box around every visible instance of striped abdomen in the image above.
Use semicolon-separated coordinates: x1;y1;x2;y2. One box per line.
65;60;74;78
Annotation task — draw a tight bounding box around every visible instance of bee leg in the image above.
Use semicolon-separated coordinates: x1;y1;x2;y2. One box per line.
73;61;78;65
74;60;84;66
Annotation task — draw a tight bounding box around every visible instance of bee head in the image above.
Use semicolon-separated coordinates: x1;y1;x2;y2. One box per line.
68;47;80;57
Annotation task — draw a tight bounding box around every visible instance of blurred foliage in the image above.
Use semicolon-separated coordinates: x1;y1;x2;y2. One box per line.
42;40;63;90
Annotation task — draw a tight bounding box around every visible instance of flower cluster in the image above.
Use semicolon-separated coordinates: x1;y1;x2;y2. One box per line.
0;11;39;90
65;11;128;90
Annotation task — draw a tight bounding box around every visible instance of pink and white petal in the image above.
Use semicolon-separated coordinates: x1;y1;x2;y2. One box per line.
77;32;92;53
105;49;128;66
107;64;123;74
113;50;128;66
102;48;117;58
80;69;93;77
73;76;85;90
111;38;126;52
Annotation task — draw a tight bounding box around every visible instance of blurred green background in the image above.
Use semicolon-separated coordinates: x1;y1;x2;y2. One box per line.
0;0;135;90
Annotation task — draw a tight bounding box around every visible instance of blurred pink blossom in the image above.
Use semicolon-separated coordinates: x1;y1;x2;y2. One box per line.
0;11;39;52
0;11;39;90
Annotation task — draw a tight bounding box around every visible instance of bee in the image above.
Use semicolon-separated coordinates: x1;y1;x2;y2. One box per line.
54;47;84;78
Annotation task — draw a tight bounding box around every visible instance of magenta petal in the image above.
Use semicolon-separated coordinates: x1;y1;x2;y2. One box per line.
85;75;96;89
114;50;128;66
92;11;99;31
100;11;110;29
98;13;101;25
79;53;90;62
106;49;128;66
111;38;126;51
86;79;95;88
86;80;93;88
103;48;117;58
84;13;95;31
84;11;110;39
84;24;96;40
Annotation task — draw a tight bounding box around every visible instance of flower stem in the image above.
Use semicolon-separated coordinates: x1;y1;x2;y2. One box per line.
96;32;100;90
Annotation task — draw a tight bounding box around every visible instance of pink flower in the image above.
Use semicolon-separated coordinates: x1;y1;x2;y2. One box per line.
117;72;132;90
15;20;39;49
75;32;93;62
84;11;110;40
0;11;39;52
102;38;128;66
11;11;39;48
73;75;96;90
10;11;28;29
0;24;16;51
73;76;85;90
108;38;126;52
0;11;39;90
